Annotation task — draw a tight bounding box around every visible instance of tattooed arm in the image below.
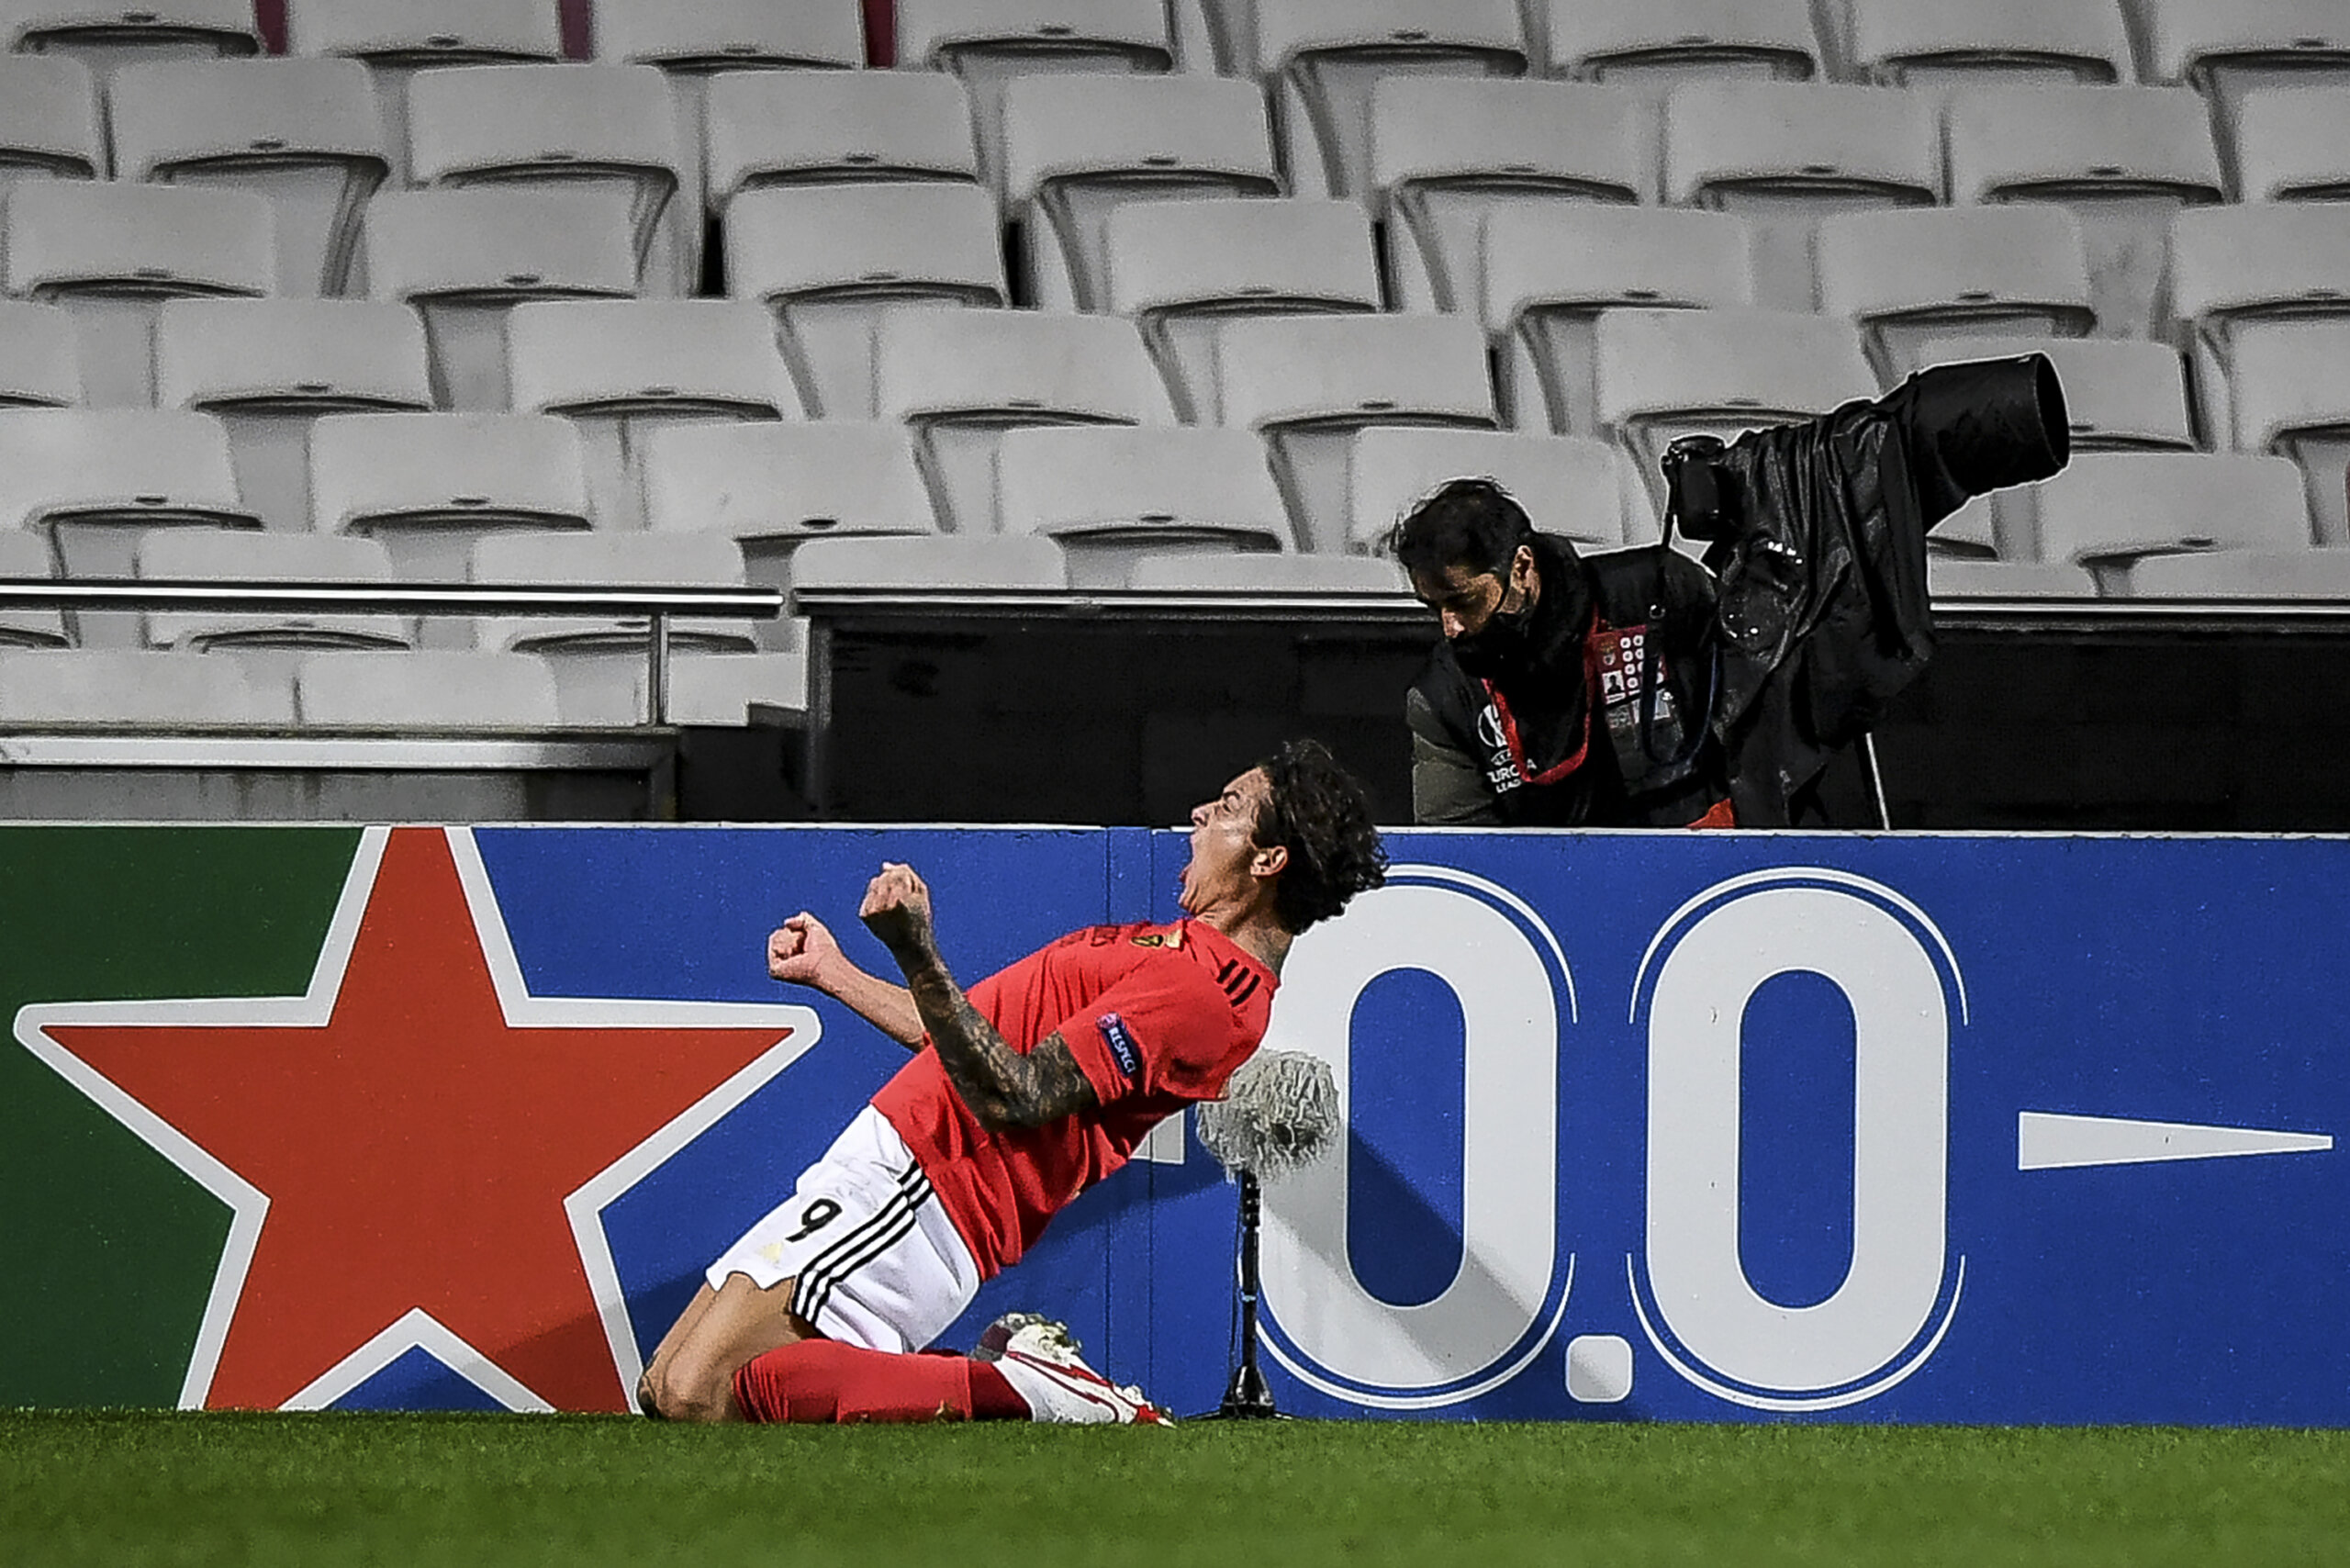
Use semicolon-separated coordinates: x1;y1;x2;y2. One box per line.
857;862;1099;1130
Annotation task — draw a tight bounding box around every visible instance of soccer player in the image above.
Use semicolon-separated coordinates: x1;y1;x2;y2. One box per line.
637;739;1387;1425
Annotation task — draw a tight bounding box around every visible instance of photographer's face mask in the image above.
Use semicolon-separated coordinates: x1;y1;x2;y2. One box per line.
1447;595;1536;679
1413;548;1538;679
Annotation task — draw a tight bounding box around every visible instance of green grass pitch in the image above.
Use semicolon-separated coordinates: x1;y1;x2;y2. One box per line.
6;1412;2348;1567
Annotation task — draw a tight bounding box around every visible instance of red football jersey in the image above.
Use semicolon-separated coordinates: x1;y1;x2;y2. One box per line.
868;917;1276;1279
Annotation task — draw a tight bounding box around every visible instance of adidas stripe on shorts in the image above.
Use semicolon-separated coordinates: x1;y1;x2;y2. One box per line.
705;1104;980;1355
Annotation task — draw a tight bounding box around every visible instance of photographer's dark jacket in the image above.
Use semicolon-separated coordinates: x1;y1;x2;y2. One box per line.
1408;354;2069;827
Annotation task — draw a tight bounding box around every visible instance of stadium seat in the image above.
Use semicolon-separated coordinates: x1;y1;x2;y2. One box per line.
1530;0;1820;84
1000;72;1281;312
1215;312;1498;555
2226;321;2350;546
894;0;1177;198
2120;546;2350;599
1594;308;1878;510
1367;77;1655;314
504;299;800;532
0;646;290;725
0;529;70;646
993;424;1292;587
406;64;684;296
308;411;593;586
2;182;273;409
0;53;100;195
1102;196;1382;424
471;530;756;723
360;187;642;412
107;57;388;298
2232;87;2350;201
1346;427;1631;554
155;297;435;536
1944;85;2226;342
0;406;256;645
1815;206;2095;381
1925;555;2099;598
1662;82;1942;310
1916;335;2199;453
1247;0;1528;200
595;0;865;298
873;308;1172;535
1478;206;1754;434
283;0;564;185
722;183;1008;419
0;1;258;90
786;533;1069;594
2169;204;2350;455
136;527;409;653
641;420;938;648
1845;0;2131;86
293;647;565;728
655;649;811;725
2140;0;2350;169
1126;551;1409;592
2032;451;2313;591
704;69;979;207
0;300;84;408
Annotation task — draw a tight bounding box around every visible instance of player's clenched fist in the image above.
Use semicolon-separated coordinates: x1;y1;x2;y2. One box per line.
767;912;842;990
859;861;934;960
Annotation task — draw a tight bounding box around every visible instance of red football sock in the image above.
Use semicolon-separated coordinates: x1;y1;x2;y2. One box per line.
731;1338;1033;1424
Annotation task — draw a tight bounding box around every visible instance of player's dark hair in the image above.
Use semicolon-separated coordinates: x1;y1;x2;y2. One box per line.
1384;477;1534;581
1254;738;1387;935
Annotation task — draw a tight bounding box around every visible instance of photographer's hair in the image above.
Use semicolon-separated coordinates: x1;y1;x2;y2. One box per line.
1253;738;1388;935
1383;477;1534;581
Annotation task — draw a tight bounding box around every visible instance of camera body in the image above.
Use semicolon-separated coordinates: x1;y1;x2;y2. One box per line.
1662;433;1740;541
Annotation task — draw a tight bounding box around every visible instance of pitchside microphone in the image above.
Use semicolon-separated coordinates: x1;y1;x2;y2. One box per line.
1192;1049;1341;1420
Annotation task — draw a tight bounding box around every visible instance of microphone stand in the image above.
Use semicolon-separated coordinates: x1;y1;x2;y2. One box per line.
1201;1169;1286;1419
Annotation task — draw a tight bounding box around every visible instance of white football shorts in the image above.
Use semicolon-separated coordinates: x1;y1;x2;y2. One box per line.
705;1104;979;1355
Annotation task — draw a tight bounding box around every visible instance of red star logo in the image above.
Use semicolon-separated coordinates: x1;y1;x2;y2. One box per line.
16;827;819;1413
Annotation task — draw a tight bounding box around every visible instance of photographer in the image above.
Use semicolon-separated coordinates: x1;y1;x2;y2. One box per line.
1393;353;2070;829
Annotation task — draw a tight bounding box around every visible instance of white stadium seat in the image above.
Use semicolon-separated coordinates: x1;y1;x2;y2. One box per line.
1368;77;1655;314
0;300;84;408
0;53;100;193
1348;427;1631;553
2233;87;2350;201
1126;552;1409;592
406;64;685;295
1917;335;2199;453
2121;547;2350;599
994;424;1292;587
2169;204;2350;454
1248;0;1528;200
1845;0;2131;86
2227;321;2350;546
0;1;257;91
1595;308;1878;508
1215;312;1498;555
2032;451;2312;589
1478;206;1754;434
1000;72;1281;312
723;183;1008;419
875;308;1172;534
2140;0;2350;170
652;650;810;725
1662;81;1942;310
704;70;979;208
1815;206;2095;381
284;0;563;185
0;529;70;646
361;187;642;412
2;182;273;409
787;533;1069;594
1531;0;1819;84
137;528;408;653
108;58;388;298
293;648;565;728
0;647;290;725
505;299;800;532
1944;85;2226;342
155;297;435;535
1926;555;2099;599
1104;196;1382;424
308;412;592;584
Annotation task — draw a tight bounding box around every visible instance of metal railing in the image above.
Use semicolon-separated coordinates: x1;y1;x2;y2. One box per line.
0;578;787;726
